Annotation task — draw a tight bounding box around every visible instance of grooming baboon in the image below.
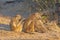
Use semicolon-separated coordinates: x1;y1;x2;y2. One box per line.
10;14;24;32
23;12;48;33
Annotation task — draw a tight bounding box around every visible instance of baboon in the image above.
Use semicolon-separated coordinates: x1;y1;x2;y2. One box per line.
10;14;24;32
23;12;48;33
23;16;34;33
23;12;40;33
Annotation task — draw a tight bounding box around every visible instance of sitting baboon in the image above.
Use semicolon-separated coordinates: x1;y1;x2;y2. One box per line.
10;14;24;32
23;12;40;33
23;12;48;33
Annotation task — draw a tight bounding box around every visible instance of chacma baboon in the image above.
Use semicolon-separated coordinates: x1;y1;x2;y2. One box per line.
10;14;24;32
23;12;40;33
23;12;48;33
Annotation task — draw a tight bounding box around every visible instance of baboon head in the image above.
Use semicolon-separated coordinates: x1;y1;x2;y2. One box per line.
15;14;22;20
29;12;41;20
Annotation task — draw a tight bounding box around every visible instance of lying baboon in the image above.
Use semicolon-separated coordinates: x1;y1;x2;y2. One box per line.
10;14;24;32
23;12;48;33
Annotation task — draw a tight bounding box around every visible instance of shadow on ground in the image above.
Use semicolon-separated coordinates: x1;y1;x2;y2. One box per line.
0;24;10;31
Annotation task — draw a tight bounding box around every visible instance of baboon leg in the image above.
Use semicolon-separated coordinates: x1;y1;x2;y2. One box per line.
39;20;49;32
17;23;23;32
24;21;35;33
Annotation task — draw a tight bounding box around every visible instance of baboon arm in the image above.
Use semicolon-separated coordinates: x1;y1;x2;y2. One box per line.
12;22;16;27
17;19;24;27
17;22;22;27
28;20;32;26
39;20;48;31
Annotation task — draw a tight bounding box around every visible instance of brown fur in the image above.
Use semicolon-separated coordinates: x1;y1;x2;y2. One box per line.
23;12;40;33
10;15;23;32
35;20;48;33
23;12;48;33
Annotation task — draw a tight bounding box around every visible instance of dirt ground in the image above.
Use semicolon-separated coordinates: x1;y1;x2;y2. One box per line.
0;30;60;40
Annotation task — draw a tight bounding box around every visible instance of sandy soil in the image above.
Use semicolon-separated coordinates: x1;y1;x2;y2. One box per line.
0;30;60;40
